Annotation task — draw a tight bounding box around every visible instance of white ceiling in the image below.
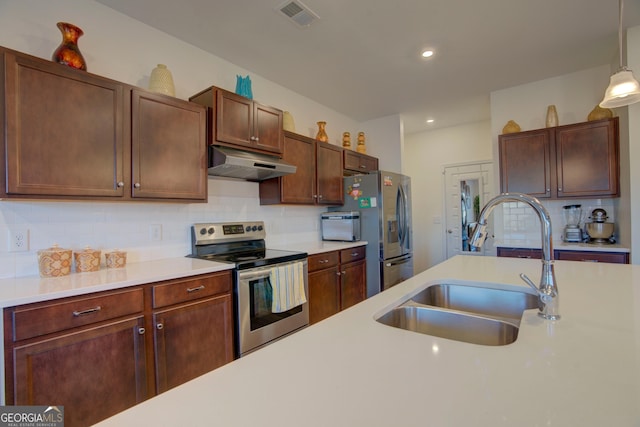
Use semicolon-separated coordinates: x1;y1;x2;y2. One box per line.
95;0;640;134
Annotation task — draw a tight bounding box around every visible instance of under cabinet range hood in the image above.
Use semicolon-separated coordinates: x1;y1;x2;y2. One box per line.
208;145;296;181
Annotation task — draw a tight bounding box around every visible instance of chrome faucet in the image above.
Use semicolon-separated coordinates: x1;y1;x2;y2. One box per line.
469;192;560;320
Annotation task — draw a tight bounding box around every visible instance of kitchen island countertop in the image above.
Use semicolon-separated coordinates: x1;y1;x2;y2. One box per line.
94;255;640;426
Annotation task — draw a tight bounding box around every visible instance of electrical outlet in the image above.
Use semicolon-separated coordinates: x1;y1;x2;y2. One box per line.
149;224;162;241
8;228;29;252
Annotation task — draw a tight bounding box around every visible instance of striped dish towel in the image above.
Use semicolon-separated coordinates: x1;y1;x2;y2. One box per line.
270;261;307;313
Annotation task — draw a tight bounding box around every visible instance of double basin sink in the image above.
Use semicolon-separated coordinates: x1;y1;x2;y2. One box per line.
376;282;539;346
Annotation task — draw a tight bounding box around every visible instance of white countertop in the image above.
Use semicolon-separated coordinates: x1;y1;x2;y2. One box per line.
496;239;630;253
0;257;233;308
94;255;640;427
0;241;366;308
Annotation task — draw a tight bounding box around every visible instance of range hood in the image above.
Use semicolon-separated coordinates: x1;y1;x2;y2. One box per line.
208;145;296;181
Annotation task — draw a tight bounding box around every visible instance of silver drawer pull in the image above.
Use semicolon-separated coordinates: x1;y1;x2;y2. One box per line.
318;259;329;264
138;327;145;335
582;259;599;262
351;252;359;257
187;285;205;293
72;306;101;317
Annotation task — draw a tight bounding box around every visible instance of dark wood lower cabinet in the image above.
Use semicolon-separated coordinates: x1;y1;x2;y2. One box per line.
3;271;234;426
153;294;233;393
497;247;629;264
308;248;367;325
11;316;147;427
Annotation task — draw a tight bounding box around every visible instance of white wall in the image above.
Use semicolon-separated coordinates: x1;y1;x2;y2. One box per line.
405;120;492;272
627;25;640;264
0;0;399;278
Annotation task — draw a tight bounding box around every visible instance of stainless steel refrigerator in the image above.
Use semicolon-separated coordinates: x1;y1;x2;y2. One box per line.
335;171;413;297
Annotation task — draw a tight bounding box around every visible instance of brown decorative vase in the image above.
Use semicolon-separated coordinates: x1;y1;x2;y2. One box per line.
52;22;87;71
342;132;351;148
545;105;558;127
316;121;328;142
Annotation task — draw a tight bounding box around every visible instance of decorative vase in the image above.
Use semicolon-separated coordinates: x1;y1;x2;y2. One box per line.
316;121;328;142
356;132;366;153
148;64;175;96
52;22;87;71
502;120;521;134
283;111;296;132
587;104;613;121
545;105;558;128
342;132;351;148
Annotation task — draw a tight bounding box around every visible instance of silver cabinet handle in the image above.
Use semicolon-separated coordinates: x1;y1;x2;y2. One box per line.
134;183;141;188
318;259;329;264
117;181;124;188
156;323;164;330
351;252;359;257
73;306;101;317
138;327;145;335
187;285;205;293
342;270;346;274
318;195;323;199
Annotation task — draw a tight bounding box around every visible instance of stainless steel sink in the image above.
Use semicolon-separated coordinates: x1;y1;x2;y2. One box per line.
411;283;539;322
376;305;520;346
375;282;538;346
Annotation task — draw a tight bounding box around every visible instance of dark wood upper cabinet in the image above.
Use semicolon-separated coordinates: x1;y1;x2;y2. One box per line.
0;45;207;202
259;131;343;205
190;86;284;155
1;48;126;198
131;90;207;201
499;117;619;199
343;150;379;175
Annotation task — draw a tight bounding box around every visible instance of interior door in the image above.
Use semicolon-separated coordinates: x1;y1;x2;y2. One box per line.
443;162;494;259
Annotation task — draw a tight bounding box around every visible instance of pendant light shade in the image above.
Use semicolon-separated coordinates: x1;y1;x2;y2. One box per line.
599;0;640;108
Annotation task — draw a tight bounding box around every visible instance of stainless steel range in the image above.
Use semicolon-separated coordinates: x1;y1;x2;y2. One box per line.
189;221;309;357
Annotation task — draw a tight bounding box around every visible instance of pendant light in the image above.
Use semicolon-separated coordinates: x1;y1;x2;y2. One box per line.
600;0;640;108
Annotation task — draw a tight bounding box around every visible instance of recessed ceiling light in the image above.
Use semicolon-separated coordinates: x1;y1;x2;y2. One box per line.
421;50;434;58
426;118;435;124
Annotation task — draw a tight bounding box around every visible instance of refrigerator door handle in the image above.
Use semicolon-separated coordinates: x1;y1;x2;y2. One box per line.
397;184;409;250
385;254;412;267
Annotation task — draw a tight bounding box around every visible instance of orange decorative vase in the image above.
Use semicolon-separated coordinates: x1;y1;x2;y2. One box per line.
316;121;328;142
52;22;87;71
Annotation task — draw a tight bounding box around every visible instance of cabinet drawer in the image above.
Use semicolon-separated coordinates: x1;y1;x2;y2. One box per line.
11;288;144;341
308;251;340;272
555;250;629;264
343;151;378;173
496;247;542;259
152;272;232;309
340;246;366;264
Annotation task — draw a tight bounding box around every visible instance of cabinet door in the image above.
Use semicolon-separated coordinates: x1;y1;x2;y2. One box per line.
153;294;234;393
555;118;619;198
215;89;253;148
308;266;340;324
11;316;147;427
340;259;366;310
253;102;283;154
316;142;344;205
279;133;316;203
131;90;207;201
499;129;552;198
2;50;125;198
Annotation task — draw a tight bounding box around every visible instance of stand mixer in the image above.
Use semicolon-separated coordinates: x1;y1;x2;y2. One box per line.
562;204;583;242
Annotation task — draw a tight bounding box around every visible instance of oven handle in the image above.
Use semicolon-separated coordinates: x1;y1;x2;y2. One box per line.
238;270;273;281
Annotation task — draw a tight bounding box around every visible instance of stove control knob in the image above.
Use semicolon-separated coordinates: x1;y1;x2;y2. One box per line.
199;228;207;235
245;226;251;232
207;227;215;235
252;225;258;232
258;225;263;231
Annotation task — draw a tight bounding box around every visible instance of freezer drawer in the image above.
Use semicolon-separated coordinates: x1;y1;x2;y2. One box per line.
381;254;413;291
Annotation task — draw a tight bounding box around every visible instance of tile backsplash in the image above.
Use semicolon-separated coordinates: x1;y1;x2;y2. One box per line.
497;198;617;245
0;178;326;278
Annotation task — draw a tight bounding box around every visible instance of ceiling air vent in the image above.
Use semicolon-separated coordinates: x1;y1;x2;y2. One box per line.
276;0;320;28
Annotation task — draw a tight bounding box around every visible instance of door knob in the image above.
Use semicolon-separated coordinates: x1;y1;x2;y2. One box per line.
447;229;453;234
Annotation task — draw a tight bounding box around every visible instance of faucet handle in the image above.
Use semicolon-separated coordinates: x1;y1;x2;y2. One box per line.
520;273;553;304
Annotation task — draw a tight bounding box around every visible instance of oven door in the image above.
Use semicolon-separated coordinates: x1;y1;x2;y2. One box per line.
236;259;309;357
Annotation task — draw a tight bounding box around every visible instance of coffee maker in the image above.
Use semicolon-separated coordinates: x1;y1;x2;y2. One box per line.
562;204;583;242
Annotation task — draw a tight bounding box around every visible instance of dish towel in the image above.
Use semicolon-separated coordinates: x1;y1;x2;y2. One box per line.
270;261;307;313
